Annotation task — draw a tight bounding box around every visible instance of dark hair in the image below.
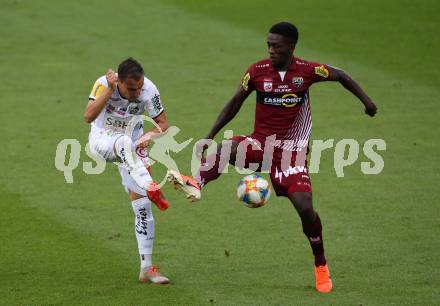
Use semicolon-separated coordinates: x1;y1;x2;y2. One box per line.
118;57;144;81
269;22;299;45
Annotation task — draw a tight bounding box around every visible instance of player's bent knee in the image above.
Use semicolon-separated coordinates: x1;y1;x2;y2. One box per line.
115;134;134;149
289;191;312;205
299;206;316;224
289;192;315;221
114;134;135;161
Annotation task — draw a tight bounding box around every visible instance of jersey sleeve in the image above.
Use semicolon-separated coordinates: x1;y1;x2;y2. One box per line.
89;76;108;101
240;64;256;93
309;62;331;84
146;84;164;119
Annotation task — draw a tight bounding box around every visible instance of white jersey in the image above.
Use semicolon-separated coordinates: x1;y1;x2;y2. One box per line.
88;75;164;140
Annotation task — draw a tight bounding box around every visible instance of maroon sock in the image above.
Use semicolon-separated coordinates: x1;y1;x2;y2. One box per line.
195;153;227;187
302;213;327;267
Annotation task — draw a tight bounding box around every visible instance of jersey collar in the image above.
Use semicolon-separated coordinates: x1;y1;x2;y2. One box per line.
268;56;297;72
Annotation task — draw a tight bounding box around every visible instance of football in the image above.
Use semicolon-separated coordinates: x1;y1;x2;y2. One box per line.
236;174;271;208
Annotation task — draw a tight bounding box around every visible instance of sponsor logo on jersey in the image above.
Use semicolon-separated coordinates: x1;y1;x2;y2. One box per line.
257;91;308;107
242;72;250;91
105;117;129;130
274;84;292;93
116;106;127;116
263;93;302;107
292;77;304;87
151;94;163;113
263;81;273;92
256;63;269;68
314;65;329;78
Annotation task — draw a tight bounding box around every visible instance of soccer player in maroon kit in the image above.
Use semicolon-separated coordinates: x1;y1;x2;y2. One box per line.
168;22;377;293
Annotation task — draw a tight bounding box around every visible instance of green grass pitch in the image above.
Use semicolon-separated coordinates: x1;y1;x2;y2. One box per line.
1;0;439;305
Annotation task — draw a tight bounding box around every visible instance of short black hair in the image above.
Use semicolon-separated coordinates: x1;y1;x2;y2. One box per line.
269;22;299;45
118;57;144;81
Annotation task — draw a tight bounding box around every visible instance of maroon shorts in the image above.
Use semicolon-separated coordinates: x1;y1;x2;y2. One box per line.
231;135;312;197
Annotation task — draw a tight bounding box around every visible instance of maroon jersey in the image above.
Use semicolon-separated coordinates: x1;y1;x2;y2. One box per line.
241;57;330;151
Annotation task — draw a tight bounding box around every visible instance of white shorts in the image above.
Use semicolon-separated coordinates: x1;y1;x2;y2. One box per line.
89;129;124;162
89;129;151;196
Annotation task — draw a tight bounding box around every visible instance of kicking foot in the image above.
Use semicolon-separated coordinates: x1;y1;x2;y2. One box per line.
139;265;170;284
166;170;201;202
314;264;332;293
147;182;170;211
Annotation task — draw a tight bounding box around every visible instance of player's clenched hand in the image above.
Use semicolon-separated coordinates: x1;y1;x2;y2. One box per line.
135;134;152;150
106;69;118;90
364;102;377;117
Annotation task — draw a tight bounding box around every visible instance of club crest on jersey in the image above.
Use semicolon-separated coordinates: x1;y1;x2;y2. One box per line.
292;77;304;87
128;105;140;114
263;80;273;92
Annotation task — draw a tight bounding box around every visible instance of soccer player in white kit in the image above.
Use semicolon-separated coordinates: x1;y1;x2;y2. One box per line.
84;58;170;284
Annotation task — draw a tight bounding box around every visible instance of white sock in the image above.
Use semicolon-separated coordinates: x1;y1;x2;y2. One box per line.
131;197;154;269
140;254;152;270
115;135;152;190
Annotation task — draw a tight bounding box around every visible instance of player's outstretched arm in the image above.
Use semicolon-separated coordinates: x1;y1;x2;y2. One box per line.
205;86;250;140
84;69;117;123
326;66;377;117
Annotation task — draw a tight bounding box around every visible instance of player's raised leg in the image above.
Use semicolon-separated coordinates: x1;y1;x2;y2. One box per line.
288;192;332;293
89;132;169;210
166;170;201;202
114;134;169;210
129;191;169;284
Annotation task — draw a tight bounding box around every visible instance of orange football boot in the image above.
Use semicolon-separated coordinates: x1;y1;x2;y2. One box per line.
146;182;170;211
139;265;170;284
314;264;333;293
166;170;201;202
